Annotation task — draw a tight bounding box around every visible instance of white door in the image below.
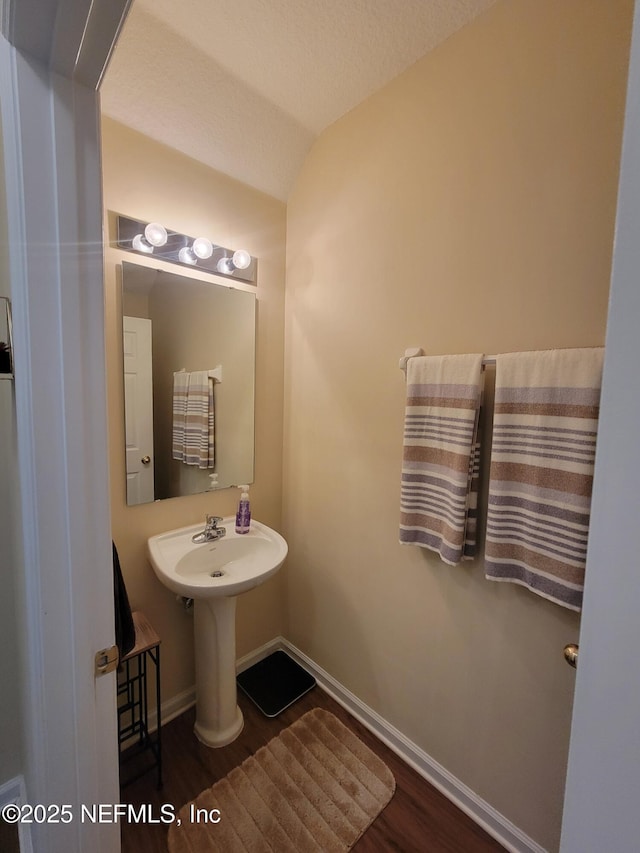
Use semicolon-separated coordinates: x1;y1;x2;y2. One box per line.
560;1;640;849
123;316;155;504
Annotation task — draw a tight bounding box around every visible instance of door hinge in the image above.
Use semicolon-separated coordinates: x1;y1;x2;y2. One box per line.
95;645;119;676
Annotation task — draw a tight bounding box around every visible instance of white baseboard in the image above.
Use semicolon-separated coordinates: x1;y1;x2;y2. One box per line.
237;636;547;853
120;684;196;752
153;684;196;729
0;775;33;853
236;636;284;672
161;637;546;853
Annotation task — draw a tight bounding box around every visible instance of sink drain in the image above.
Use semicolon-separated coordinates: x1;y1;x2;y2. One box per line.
210;570;225;578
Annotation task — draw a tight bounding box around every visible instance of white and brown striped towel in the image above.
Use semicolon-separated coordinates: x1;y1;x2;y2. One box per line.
172;370;189;461
399;354;484;565
173;370;215;468
184;370;215;469
484;348;604;611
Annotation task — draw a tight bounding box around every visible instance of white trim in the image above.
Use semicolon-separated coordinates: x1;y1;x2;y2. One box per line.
235;636;546;853
1;0;132;90
0;30;41;797
560;1;640;848
119;685;196;752
0;38;119;853
236;636;285;673
0;775;34;853
0;2;128;848
155;684;197;728
0;36;52;837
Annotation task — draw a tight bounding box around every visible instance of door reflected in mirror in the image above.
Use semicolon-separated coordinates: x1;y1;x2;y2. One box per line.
121;261;256;505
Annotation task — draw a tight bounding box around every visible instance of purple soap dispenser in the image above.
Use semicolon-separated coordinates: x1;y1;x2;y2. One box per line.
235;485;251;534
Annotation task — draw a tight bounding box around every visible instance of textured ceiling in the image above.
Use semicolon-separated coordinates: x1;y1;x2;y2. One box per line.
101;0;496;201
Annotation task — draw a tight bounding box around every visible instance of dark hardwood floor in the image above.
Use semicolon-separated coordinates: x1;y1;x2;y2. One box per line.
120;687;505;852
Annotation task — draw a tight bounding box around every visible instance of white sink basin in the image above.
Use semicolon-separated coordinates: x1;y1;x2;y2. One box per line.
147;517;288;749
147;518;288;599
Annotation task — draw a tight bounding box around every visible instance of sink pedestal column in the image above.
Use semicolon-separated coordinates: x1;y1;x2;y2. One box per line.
193;597;244;747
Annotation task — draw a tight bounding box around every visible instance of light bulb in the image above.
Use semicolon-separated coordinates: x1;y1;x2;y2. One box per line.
192;237;213;260
132;233;154;253
178;247;197;265
216;257;235;274
144;222;168;247
131;221;167;253
232;249;251;270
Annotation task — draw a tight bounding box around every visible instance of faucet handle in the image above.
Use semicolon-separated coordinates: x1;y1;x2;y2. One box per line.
205;514;223;528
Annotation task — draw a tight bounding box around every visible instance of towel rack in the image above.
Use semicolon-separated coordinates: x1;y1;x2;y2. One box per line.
174;365;223;383
399;348;496;372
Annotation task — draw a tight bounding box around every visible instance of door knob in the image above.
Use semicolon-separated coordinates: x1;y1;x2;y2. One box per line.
564;643;579;669
141;455;151;465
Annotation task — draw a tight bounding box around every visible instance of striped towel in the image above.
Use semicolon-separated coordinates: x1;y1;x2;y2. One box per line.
484;348;604;611
183;370;215;469
400;354;485;565
172;371;189;461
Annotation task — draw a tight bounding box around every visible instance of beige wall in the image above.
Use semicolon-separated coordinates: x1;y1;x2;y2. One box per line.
102;118;287;705
283;0;632;849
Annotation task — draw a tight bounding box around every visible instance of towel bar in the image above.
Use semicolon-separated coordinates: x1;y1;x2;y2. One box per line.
399;348;496;372
174;365;223;382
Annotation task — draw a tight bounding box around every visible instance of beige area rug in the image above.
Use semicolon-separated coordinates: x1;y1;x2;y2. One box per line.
168;708;396;852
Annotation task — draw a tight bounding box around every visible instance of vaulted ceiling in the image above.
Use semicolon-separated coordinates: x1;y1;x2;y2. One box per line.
101;0;496;200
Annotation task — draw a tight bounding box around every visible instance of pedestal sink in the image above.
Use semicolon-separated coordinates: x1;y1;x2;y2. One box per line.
147;518;287;747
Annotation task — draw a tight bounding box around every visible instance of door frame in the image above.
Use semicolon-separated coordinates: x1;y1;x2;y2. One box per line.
0;2;130;851
560;1;640;848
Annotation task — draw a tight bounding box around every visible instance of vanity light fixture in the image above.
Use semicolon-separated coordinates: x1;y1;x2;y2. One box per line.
131;222;168;254
116;215;257;284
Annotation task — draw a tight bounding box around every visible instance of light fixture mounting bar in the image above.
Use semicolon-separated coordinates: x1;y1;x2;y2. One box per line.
115;215;257;284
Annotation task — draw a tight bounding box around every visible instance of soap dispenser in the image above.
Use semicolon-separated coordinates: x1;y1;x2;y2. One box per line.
235;485;251;534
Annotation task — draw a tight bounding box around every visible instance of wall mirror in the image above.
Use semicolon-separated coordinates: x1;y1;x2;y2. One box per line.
121;261;256;505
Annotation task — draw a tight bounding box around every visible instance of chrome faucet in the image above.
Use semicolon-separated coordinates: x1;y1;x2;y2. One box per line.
192;515;226;543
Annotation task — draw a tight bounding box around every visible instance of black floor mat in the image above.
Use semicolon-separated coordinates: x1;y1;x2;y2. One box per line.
237;650;316;717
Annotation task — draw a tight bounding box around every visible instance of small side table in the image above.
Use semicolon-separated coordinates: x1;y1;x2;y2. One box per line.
117;611;162;788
